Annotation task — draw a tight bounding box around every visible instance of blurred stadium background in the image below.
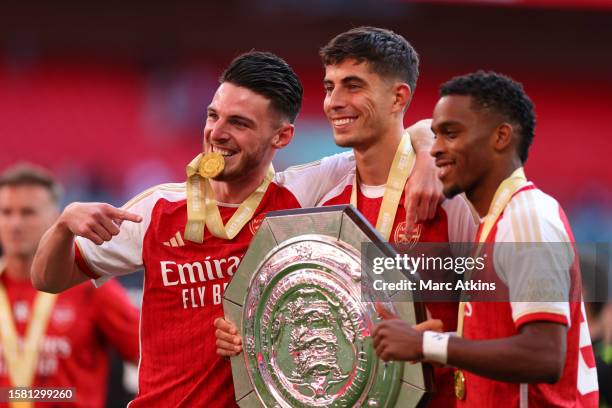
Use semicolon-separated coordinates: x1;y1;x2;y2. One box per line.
1;0;611;405
1;1;610;240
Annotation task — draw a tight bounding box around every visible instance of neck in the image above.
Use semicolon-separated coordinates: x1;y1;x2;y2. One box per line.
468;158;522;217
3;256;33;282
353;123;403;186
209;165;269;204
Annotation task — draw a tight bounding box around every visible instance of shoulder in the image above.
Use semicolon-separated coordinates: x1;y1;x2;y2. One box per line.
318;172;355;206
122;182;186;211
497;186;571;243
274;151;355;207
441;194;479;223
275;151;355;184
264;181;302;209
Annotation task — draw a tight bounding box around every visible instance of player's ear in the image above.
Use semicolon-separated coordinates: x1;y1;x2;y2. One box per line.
493;122;514;153
272;123;294;149
391;82;412;114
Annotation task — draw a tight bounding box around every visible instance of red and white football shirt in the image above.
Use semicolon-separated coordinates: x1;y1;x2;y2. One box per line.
460;184;599;407
317;151;478;407
73;155;354;408
0;271;139;408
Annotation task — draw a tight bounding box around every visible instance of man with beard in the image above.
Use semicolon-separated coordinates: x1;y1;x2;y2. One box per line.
31;51;438;407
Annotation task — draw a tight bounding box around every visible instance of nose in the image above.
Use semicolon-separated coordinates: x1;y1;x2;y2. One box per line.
204;118;231;149
431;134;444;159
325;87;347;113
5;213;23;232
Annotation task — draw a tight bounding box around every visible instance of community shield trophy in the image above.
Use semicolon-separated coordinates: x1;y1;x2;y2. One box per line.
223;205;433;407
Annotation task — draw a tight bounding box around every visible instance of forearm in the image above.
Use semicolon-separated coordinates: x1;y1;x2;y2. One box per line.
31;220;88;293
447;328;565;383
407;119;434;155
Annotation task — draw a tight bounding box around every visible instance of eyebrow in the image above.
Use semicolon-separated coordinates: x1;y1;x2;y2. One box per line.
229;115;256;127
432;120;463;131
207;106;256;127
323;75;368;86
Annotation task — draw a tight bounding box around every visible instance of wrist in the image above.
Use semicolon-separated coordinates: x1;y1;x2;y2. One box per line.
414;150;432;161
55;214;76;239
422;331;450;364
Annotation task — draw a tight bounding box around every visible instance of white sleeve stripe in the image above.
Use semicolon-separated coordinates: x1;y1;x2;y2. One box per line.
513;308;568;320
519;383;528;408
509;197;526;242
579;320;591;348
515;194;535;242
525;192;543;242
577;352;599;394
512;303;570;328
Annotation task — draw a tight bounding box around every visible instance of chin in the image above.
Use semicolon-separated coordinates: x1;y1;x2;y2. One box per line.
443;183;463;199
334;135;357;148
212;172;236;182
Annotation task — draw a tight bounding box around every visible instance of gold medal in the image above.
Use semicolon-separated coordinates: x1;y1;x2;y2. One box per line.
454;369;466;400
184;152;274;243
198;152;225;178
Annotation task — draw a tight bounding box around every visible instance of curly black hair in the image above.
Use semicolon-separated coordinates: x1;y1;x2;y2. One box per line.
320;26;419;95
440;71;536;163
220;51;303;124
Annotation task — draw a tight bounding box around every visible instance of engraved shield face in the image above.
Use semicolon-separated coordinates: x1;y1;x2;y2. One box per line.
223;206;432;408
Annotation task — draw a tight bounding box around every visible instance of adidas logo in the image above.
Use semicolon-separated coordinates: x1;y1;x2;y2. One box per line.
163;231;186;247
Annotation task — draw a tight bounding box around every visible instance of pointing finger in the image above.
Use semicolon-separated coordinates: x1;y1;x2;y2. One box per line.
107;206;142;223
413;319;444;333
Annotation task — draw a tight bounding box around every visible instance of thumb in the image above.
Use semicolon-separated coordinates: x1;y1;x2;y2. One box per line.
375;302;397;320
413;318;444;333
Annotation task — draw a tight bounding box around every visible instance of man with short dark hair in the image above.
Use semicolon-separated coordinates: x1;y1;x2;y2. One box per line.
32;50;440;406
372;71;599;407
32;52;314;408
0;163;139;408
318;29;477;406
215;27;478;407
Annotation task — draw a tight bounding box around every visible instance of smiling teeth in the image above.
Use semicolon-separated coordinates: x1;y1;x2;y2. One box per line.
439;164;452;178
333;118;356;126
212;146;234;157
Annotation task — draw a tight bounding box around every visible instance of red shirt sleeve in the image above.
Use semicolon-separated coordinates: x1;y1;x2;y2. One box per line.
91;279;140;364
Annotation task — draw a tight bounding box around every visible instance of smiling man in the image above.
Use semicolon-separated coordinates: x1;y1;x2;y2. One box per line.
31;53;313;407
214;27;478;407
31;50;440;407
372;71;599;407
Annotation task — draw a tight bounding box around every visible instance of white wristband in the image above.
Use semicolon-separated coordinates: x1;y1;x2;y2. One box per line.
422;331;450;364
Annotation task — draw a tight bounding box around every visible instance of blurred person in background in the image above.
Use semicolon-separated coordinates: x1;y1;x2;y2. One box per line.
582;254;612;407
0;164;139;408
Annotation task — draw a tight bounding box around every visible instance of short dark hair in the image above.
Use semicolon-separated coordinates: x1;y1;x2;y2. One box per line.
320;26;420;94
220;51;303;123
440;71;536;163
0;163;62;204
